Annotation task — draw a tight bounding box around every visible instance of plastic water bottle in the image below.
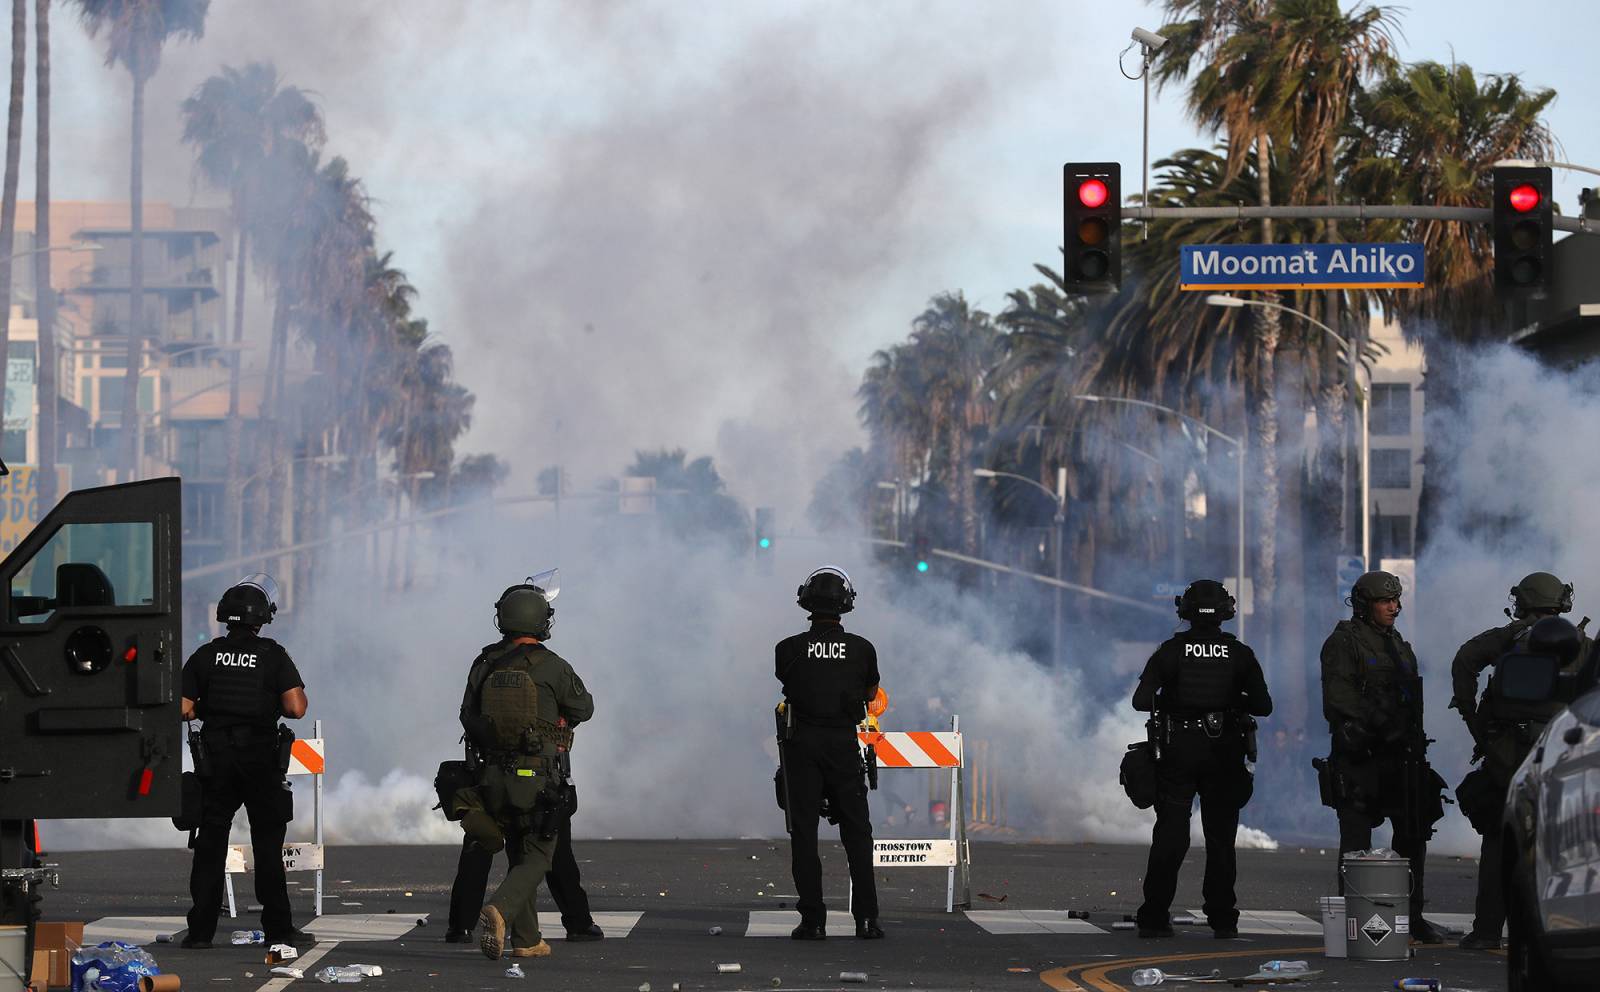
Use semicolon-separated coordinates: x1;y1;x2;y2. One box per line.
231;929;264;945
1131;969;1166;987
1261;960;1310;974
314;965;364;984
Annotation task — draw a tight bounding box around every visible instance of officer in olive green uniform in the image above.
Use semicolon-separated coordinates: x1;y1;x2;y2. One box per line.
1318;570;1446;945
456;572;594;962
1450;573;1589;950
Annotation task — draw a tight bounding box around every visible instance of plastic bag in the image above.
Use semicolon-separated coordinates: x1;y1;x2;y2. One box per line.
70;942;161;992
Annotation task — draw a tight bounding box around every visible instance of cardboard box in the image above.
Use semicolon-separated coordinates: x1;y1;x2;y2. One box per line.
32;922;83;952
29;947;47;986
48;948;66;989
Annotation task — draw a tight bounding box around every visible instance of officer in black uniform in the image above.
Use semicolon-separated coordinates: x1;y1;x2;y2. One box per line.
180;575;311;949
775;567;883;941
1132;580;1272;939
1318;570;1447;944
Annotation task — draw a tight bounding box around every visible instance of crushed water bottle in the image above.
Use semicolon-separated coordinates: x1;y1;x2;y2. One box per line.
1260;960;1310;974
69;942;160;992
231;929;265;945
314;965;365;984
1131;969;1166;987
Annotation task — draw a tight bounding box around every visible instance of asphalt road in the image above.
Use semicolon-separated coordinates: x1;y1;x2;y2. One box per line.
37;840;1509;991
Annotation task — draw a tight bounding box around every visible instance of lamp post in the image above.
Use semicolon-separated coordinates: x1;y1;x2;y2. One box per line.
1072;393;1248;639
1206;293;1371;568
975;467;1068;666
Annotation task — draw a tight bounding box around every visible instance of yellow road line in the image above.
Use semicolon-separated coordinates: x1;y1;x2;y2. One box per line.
1040;944;1324;992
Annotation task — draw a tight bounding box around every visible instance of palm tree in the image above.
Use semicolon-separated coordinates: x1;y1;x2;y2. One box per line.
69;0;208;478
623;448;750;550
34;0;56;508
1343;60;1555;547
180;61;324;556
0;0;25;436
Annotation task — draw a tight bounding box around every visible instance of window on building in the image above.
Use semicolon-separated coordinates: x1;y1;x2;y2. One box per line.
1372;514;1414;559
1371;448;1413;489
78;377;92;411
1;430;23;464
1370;383;1412;436
98;376;124;426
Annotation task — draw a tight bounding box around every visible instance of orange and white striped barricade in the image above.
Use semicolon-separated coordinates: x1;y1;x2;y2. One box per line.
225;719;327;919
856;714;970;912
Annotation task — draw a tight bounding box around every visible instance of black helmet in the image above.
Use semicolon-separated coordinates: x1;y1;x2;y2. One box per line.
495;568;559;640
1350;570;1403;618
1175;579;1236;624
798;566;855;615
1527;615;1582;665
217;573;279;627
1509;571;1574;619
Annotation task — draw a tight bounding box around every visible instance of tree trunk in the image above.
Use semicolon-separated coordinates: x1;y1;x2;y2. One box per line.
1251;134;1280;656
122;60;145;479
33;0;52;507
222;219;247;557
0;0;24;441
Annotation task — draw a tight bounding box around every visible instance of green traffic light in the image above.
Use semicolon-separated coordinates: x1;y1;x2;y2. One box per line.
759;537;771;549
916;560;929;573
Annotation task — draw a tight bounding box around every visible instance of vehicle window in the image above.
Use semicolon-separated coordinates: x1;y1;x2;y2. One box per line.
8;522;155;624
1571;688;1600;726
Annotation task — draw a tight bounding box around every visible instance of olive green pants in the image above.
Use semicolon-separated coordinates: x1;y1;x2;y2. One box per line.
490;820;558;946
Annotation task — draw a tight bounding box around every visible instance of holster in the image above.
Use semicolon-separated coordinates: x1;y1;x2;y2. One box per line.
276;725;296;775
171;771;203;832
1312;756;1342;809
434;760;475;821
187;724;212;780
1455;765;1504;835
1120;741;1159;810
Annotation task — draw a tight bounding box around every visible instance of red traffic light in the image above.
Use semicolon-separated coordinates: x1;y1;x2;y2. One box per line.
1508;183;1541;213
1077;178;1109;209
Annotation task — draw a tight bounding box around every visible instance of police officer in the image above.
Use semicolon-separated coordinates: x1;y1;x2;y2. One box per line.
1450;574;1588;949
180;575;311;950
775;567;883;941
1132;580;1271;939
457;571;594;962
1319;570;1445;944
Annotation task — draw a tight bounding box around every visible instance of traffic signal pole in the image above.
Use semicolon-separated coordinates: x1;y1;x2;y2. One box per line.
1124;203;1598;235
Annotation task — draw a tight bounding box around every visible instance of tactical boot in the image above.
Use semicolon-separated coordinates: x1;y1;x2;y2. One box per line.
1458;930;1501;950
179;937;212;950
1409;917;1446;945
444;929;472;943
461;810;505;854
509;941;552;958
479;905;507;960
566;924;604;942
855;919;885;939
790;923;826;940
1137;924;1175;939
266;929;317;948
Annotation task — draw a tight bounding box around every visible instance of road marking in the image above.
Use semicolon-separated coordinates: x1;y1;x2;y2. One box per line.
84;916;187;946
1184;908;1322;935
304;913;426;942
966;910;1104;934
1041;944;1323;992
541;910;643;938
745;910;854;936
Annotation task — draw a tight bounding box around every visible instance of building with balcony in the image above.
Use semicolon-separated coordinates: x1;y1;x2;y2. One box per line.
1366;314;1424;564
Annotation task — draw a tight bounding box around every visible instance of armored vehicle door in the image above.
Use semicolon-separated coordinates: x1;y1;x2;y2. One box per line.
0;478;182;819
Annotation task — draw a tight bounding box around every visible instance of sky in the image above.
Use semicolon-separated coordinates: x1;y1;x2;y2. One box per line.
19;0;1600;515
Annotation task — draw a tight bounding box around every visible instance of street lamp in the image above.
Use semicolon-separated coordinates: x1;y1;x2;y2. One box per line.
1206;292;1371;568
975;467;1069;667
1072;393;1248;639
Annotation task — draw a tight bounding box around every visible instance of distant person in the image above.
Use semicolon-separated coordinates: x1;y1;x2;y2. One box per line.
1450;573;1590;950
1317;571;1446;944
453;571;594;962
775;567;883;941
1131;580;1272;939
181;575;312;950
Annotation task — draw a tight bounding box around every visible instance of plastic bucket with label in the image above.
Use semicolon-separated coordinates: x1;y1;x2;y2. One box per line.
1340;853;1412;961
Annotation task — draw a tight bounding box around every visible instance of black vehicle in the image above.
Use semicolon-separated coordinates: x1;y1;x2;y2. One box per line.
1502;665;1600;992
0;472;183;965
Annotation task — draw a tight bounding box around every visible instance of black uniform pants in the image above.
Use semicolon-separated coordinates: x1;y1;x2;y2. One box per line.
1332;755;1431;917
785;723;877;926
447;809;593;934
187;743;293;942
1137;729;1249;930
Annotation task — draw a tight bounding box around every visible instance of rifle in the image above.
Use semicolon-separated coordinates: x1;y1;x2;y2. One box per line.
775;702;794;834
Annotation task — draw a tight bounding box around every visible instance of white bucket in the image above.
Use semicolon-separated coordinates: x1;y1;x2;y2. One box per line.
1319;896;1347;958
0;925;25;992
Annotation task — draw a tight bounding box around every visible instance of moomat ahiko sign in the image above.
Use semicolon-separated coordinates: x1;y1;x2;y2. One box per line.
1180;243;1424;291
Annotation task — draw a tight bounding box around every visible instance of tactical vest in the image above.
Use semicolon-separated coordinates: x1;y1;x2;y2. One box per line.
1481;649;1585;738
1338;619;1422;731
201;636;273;729
471;644;570;762
1172;635;1236;712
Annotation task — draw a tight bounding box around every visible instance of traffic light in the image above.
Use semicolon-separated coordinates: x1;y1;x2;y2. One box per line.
1063;162;1122;293
911;532;932;574
1492;165;1552;296
755;506;775;551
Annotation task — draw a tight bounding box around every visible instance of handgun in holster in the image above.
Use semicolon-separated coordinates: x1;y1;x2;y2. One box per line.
187;722;212;780
1311;756;1341;809
1238;714;1259;763
860;711;880;792
276;725;296;775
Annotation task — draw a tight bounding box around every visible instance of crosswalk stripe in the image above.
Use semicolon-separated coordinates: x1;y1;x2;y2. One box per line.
541;910;643;938
84;916;188;946
746;910;854;936
1187;909;1323;936
965;910;1104;934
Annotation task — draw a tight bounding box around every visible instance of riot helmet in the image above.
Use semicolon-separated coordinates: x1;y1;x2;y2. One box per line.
798;566;856;615
1527;615;1582;666
1349;570;1403;619
1508;571;1574;620
1175;578;1236;625
495;568;559;640
217;573;279;627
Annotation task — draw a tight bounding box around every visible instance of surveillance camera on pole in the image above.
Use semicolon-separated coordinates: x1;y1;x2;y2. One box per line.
1131;26;1168;52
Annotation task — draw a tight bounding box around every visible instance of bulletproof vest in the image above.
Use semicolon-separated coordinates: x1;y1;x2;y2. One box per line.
1169;631;1237;713
474;644;561;756
1483;650;1585;727
199;634;273;730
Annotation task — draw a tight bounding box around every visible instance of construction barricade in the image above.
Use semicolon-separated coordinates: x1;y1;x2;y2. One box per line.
857;715;970;912
225;718;326;918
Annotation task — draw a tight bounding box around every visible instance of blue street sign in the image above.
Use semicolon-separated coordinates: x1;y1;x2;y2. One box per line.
1180;243;1424;291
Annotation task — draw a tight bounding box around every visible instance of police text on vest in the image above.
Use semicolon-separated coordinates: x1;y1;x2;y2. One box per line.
1184;643;1229;659
807;642;846;659
217;652;258;668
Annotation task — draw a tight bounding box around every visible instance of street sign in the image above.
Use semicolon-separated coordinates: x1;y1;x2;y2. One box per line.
1180;243;1424;291
0;466;68;554
1151;581;1186;601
